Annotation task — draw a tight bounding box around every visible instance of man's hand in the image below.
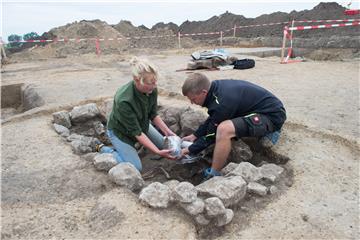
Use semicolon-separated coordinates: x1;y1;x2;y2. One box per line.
177;147;190;160
182;134;197;142
157;149;176;160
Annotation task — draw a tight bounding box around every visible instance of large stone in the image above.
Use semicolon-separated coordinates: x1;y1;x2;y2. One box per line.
158;106;185;135
180;198;205;216
247;182;268;196
82;152;97;162
269;185;279;195
196;176;247;207
93;121;106;136
226;162;262;182
163;179;180;189
53;123;70;137
179;107;207;137
259;163;285;183
194;214;210;226
94;153;118;171
215;209;234;227
67;133;92;142
108;163;144;191
172;181;197;203
22;84;45;111
158;106;182;126
52;110;72;128
228;140;253;163
168;124;181;135
139;182;170;208
204;197;226;218
220;162;239;175
67;133;98;153
70;103;100;123
71;140;92;154
163;180;180;202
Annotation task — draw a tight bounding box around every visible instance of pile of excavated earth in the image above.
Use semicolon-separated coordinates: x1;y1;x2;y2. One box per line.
7;2;359;61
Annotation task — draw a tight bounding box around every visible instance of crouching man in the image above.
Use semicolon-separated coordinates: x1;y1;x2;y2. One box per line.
180;73;286;180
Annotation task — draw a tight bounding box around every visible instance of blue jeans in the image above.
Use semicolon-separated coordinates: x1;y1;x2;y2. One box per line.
100;124;165;172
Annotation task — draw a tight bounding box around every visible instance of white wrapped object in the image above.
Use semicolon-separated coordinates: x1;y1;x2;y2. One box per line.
164;136;182;157
181;141;193;148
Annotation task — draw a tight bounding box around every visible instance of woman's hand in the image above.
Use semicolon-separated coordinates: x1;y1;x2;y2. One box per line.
182;134;197;142
157;149;176;160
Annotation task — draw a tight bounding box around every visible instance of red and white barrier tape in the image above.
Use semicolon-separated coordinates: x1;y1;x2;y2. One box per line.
282;47;303;64
294;18;359;23
3;31;224;44
281;20;359;64
2;18;359;44
288;21;359;31
223;21;287;32
224;18;360;32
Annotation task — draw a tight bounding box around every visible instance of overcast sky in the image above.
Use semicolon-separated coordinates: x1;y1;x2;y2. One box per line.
1;0;353;42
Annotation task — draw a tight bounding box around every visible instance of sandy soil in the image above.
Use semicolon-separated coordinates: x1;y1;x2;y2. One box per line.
1;49;359;239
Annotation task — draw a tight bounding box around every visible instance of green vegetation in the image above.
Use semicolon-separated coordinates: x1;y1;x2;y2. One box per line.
6;32;41;50
23;32;40;41
7;34;23;48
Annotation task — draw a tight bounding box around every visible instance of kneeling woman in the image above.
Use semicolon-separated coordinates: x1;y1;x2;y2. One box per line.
98;57;176;171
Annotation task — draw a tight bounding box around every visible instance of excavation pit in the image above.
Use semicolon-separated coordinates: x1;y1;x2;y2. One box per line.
1;83;45;120
52;101;293;229
139;139;290;187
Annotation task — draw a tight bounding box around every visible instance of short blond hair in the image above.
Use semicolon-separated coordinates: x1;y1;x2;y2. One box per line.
130;57;159;84
182;73;210;96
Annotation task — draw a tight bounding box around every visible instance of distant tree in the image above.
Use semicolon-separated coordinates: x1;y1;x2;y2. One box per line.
23;32;39;41
7;34;22;48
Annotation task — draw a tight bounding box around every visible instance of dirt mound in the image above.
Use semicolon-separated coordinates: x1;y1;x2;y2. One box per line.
31;20;183;57
178;2;357;38
41;20;128;56
49;19;121;39
112;20;179;49
112;20;144;36
8;2;359;59
151;22;179;33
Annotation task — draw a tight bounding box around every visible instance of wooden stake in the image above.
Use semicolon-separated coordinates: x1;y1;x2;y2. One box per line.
220;31;223;46
280;27;287;63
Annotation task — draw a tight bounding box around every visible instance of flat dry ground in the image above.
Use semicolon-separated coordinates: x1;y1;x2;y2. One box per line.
1;49;359;239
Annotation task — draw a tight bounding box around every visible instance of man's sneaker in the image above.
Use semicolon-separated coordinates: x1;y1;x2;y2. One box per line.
259;130;281;148
202;167;222;182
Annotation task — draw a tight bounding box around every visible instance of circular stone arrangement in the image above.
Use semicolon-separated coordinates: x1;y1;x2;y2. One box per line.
52;100;292;228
